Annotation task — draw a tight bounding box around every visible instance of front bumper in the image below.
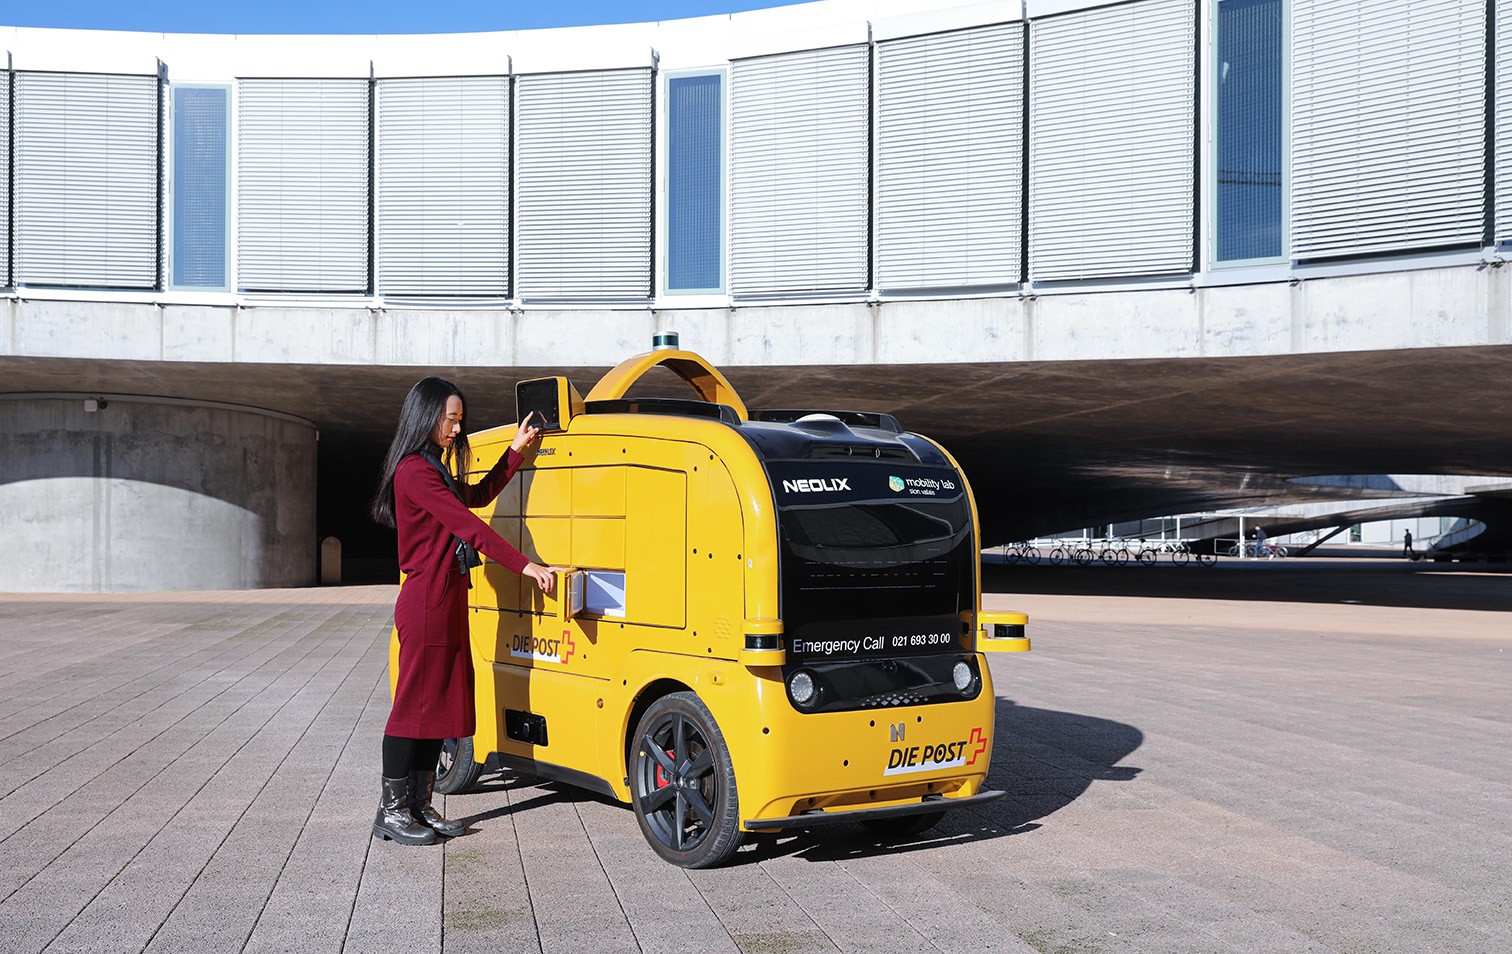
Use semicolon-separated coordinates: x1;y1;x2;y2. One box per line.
744;789;1005;831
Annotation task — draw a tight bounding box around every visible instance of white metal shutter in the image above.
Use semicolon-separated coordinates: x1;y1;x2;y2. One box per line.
0;72;9;287
238;79;369;293
1493;2;1512;241
1028;0;1195;282
515;69;652;301
730;45;869;297
1293;0;1485;258
877;23;1024;290
376;76;509;297
14;72;160;289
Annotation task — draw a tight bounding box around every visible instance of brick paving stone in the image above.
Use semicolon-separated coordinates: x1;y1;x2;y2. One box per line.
436;778;547;954
0;570;1506;953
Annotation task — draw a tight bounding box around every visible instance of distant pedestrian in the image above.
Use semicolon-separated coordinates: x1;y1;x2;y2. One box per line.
1403;529;1414;559
1254;525;1267;559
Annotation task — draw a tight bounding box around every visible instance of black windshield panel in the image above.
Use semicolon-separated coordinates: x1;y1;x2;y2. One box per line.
769;461;975;660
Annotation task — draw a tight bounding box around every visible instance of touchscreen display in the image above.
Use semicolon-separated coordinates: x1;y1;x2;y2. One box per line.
516;378;562;431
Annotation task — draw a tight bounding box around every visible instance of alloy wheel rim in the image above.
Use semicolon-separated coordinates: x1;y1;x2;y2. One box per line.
639;712;717;851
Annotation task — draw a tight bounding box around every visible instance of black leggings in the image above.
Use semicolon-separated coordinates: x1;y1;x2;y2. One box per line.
382;734;445;779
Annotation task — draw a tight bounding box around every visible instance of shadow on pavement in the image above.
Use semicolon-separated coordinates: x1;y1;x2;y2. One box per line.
741;696;1143;866
451;697;1142;865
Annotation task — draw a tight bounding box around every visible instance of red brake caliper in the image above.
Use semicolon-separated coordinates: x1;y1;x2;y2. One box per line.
654;749;676;788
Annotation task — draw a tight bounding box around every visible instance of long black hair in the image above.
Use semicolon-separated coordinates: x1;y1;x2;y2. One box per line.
371;376;470;528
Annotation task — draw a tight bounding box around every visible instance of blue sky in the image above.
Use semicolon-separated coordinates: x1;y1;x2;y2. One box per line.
2;0;807;35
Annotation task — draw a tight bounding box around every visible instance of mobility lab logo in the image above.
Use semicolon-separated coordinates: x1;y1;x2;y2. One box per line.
889;474;956;497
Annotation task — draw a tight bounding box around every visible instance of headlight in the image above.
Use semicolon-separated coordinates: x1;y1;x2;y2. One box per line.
788;670;818;708
952;660;974;693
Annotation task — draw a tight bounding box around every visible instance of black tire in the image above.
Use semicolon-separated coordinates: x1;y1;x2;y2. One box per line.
1073;547;1094;567
1197;552;1217;566
434;736;486;795
1022;547;1040;565
629;691;742;868
1171;548;1190;567
860;810;946;840
1137;549;1156;566
1049;547;1067;566
1099;548;1118;566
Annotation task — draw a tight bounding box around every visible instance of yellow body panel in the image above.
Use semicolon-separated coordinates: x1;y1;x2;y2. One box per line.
388;348;1029;831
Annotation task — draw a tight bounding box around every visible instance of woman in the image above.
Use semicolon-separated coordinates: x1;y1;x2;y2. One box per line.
370;376;555;845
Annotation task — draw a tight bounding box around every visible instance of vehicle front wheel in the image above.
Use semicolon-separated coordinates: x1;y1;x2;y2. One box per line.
434;736;486;794
630;691;743;868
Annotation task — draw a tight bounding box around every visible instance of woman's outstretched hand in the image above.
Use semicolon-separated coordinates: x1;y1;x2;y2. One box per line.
522;562;556;592
511;412;543;453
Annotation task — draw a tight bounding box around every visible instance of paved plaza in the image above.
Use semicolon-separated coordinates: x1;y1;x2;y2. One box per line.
0;561;1508;953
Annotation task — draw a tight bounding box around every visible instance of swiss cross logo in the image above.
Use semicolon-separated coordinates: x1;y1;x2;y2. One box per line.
966;726;988;766
560;629;576;664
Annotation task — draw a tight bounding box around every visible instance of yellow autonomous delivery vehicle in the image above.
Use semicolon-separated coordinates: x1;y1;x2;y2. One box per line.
394;335;1030;867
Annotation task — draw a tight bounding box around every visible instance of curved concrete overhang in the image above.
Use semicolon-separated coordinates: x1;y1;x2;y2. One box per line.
0;393;317;591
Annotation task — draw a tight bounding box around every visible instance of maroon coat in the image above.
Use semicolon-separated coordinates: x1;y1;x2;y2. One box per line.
386;446;529;740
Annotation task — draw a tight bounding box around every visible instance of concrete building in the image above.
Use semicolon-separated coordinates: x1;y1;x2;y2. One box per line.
2;0;1510;589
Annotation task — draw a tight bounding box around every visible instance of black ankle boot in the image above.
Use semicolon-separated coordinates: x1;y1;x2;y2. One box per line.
373;776;437;845
409;770;466;837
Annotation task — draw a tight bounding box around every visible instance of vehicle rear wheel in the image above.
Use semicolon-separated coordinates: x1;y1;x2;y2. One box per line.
630;692;742;868
861;810;947;839
435;736;486;794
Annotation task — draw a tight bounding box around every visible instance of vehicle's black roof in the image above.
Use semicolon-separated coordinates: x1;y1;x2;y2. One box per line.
734;415;950;468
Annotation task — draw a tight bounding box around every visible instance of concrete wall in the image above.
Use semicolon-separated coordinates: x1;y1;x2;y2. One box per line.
0;396;316;592
3;263;1508;370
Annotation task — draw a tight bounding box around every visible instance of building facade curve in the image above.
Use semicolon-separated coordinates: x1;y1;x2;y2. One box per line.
1;0;1510;586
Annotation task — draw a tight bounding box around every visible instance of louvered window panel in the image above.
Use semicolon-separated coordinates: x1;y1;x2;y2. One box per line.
1028;0;1195;282
1492;2;1512;241
171;86;229;289
1292;0;1484;259
730;46;869;297
0;72;10;287
14;71;160;289
377;76;509;297
877;23;1024;290
515;69;652;302
238;79;369;293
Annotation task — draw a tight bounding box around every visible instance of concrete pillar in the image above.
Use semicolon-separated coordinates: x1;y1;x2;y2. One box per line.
0;394;317;592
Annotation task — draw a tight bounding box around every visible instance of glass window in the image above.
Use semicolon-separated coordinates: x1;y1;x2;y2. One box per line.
665;72;723;293
1215;0;1284;263
171;86;229;289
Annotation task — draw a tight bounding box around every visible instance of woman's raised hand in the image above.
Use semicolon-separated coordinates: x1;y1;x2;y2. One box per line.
510;411;543;453
522;562;556;592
